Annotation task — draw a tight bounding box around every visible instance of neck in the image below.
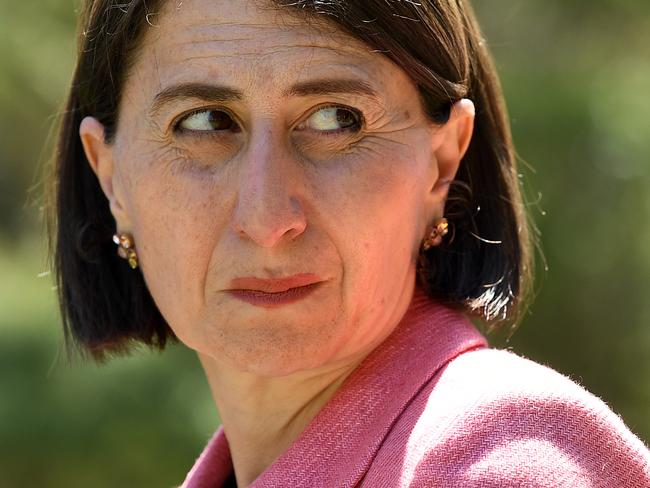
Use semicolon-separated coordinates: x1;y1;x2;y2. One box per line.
198;353;364;488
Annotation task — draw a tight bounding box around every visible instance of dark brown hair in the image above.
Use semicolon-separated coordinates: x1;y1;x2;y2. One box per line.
49;0;532;360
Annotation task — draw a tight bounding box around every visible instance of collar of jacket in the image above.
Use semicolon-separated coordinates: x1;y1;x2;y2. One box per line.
181;286;488;488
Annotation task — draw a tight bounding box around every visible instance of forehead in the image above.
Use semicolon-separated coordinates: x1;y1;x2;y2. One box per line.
134;0;395;92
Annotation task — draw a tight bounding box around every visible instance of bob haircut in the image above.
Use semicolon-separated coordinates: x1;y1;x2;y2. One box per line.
49;0;533;360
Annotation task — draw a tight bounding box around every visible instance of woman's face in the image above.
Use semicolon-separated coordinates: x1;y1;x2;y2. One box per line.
83;0;470;375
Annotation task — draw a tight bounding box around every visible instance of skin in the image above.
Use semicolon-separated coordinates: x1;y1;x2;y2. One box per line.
80;0;474;485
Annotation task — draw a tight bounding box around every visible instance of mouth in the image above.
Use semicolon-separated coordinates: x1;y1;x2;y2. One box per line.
227;274;323;293
225;274;324;308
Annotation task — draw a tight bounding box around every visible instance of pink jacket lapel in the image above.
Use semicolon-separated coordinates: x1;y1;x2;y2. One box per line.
182;288;487;487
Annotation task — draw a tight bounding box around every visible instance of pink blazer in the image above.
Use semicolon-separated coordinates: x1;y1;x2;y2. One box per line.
182;289;650;487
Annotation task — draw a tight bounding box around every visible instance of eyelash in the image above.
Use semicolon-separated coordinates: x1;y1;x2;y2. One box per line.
172;107;240;137
171;104;364;138
300;104;364;137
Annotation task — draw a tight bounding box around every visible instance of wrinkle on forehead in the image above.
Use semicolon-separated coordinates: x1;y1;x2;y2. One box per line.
174;42;368;62
140;0;374;71
156;0;342;36
119;0;422;129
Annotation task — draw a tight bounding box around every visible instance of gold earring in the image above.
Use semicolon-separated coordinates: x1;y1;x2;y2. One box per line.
113;233;139;269
422;218;449;251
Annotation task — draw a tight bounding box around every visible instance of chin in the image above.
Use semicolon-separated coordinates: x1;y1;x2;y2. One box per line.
225;342;336;377
189;290;346;374
195;316;343;377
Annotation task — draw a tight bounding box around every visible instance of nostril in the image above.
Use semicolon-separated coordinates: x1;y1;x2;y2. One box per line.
231;195;307;248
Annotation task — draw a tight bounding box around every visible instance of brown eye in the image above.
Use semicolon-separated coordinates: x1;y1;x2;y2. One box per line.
177;109;239;132
296;106;362;133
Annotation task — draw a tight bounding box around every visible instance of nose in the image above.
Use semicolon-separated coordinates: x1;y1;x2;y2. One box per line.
231;128;307;248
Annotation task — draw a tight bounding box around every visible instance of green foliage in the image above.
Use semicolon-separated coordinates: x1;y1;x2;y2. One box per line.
0;0;76;237
475;0;650;440
0;0;648;486
0;242;220;487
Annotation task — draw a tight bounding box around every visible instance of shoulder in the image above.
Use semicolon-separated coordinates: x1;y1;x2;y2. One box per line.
364;348;650;488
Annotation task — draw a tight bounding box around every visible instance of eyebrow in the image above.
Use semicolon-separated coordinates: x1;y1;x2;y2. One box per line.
150;83;244;115
283;78;379;99
150;78;378;115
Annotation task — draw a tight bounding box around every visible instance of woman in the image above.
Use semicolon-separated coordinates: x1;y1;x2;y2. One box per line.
50;0;650;486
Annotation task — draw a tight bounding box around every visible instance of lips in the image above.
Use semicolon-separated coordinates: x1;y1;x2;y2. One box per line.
225;274;324;308
227;274;323;293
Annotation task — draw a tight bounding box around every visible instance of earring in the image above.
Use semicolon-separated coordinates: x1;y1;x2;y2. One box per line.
113;233;139;269
422;218;449;251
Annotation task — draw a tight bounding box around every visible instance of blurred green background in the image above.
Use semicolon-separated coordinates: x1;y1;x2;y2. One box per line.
1;0;648;486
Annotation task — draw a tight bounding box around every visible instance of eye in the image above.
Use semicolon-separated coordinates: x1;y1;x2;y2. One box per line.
176;109;240;132
296;106;362;133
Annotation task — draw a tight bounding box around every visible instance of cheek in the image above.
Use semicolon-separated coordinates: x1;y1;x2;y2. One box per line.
114;132;430;354
311;144;429;297
123;153;234;333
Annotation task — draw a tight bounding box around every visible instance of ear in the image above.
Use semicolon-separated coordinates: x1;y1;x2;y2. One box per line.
79;117;131;229
429;99;475;203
